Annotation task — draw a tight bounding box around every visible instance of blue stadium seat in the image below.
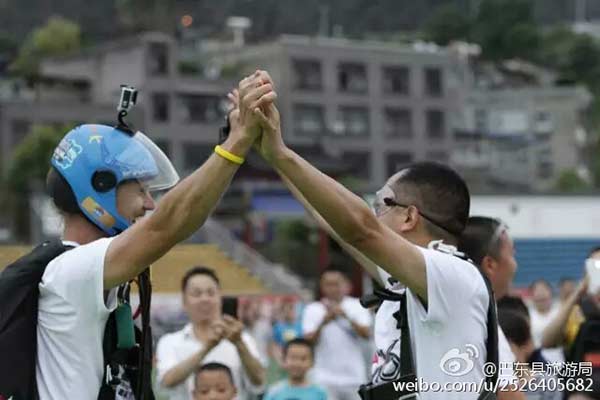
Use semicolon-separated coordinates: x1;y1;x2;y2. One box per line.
513;239;600;288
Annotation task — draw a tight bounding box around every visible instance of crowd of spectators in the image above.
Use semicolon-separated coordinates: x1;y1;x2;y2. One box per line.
154;244;600;400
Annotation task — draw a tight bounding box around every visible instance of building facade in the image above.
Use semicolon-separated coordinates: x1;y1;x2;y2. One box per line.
453;86;591;192
0;33;592;193
201;35;472;187
0;32;233;177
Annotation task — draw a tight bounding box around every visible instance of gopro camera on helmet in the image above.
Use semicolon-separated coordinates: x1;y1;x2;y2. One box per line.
118;85;137;113
116;85;138;134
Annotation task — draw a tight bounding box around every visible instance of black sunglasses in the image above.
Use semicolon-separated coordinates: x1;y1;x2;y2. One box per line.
379;197;457;235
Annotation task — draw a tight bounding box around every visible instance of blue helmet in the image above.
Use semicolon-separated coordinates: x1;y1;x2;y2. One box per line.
51;124;179;236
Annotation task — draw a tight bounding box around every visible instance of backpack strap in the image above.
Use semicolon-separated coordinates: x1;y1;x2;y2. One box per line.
98;268;155;400
136;268;154;399
477;269;499;400
394;291;415;378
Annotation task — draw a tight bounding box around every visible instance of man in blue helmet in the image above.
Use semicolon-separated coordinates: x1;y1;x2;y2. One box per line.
32;75;276;400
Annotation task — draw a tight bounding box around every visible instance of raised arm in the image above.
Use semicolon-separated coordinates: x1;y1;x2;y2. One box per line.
542;277;588;348
103;73;276;289
278;171;384;287
244;72;427;300
223;316;266;386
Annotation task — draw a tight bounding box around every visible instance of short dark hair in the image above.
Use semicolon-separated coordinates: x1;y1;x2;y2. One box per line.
388;162;470;242
529;279;553;294
498;309;531;346
321;264;351;280
283;338;313;359
588;245;600;258
458;216;503;266
559;276;576;286
182;266;221;292
497;295;529;319
46;167;80;215
195;362;234;387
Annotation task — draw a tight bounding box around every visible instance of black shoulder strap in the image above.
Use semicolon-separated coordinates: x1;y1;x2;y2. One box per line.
396;291;416;377
478;269;499;399
136;268;154;399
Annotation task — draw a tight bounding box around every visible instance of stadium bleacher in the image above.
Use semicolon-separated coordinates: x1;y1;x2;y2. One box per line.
0;244;267;295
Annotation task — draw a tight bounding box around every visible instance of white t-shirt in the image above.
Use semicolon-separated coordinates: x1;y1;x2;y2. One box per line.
373;243;489;399
36;238;117;400
155;324;265;400
302;296;373;386
529;304;560;348
529;304;564;363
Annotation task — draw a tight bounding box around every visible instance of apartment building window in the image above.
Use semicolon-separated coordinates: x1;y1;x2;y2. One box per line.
152;93;170;122
426;109;445;139
425;151;448;162
343;152;370;179
537;161;554;180
11;119;30;146
293;104;325;136
534;111;553;133
177;94;222;123
337;106;370;136
183;143;213;172
424;67;443;97
386;152;413;177
292;58;322;90
474;108;487;132
384;108;412;138
382;66;410;95
148;42;169;76
338;62;368;94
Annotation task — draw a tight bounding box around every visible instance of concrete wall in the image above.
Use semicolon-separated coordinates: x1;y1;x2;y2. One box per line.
470;195;600;238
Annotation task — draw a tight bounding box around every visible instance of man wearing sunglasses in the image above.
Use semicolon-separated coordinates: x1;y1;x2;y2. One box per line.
237;71;492;399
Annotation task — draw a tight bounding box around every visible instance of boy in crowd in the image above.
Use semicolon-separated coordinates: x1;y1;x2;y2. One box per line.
193;363;238;400
265;338;327;400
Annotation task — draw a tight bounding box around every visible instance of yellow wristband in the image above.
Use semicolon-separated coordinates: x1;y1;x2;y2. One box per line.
214;145;245;165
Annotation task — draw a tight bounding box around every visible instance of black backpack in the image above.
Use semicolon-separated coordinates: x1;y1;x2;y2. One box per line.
0;240;155;400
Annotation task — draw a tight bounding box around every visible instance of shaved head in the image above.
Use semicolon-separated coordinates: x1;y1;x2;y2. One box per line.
387;162;470;241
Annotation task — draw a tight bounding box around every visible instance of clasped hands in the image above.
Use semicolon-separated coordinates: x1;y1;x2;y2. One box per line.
226;70;286;163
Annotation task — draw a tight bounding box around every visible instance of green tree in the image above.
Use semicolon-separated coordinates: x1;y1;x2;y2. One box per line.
473;0;540;61
555;169;590;193
538;27;580;71
5;124;71;241
424;4;471;45
116;0;177;33
563;35;600;91
502;23;540;60
10;16;80;81
0;33;17;55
